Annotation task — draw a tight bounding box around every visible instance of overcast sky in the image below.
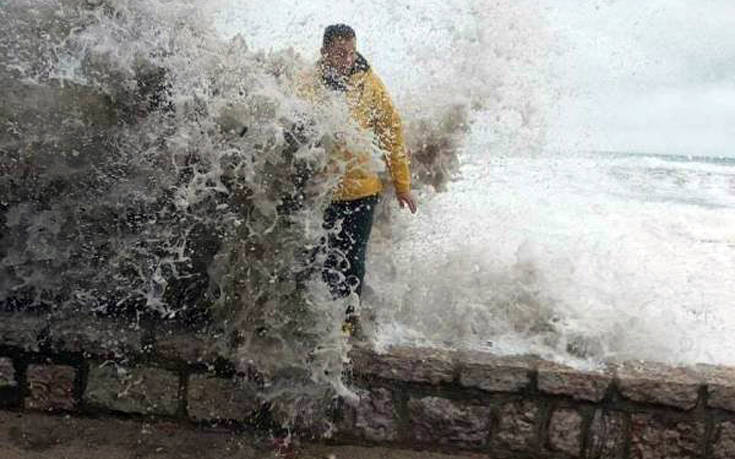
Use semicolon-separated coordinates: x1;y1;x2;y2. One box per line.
546;0;735;156
216;0;735;156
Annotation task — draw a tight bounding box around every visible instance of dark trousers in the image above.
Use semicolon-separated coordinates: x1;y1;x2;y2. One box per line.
321;194;379;299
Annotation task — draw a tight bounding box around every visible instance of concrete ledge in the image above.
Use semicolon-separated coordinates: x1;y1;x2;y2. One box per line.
614;361;702;410
458;350;535;393
697;364;735;412
350;345;457;385
1;314;735;458
538;360;612;402
46;316;147;358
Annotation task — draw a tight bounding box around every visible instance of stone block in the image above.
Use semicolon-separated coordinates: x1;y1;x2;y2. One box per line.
548;408;584;456
286;397;338;437
0;314;46;351
629;413;704;459
26;364;76;411
156;331;223;364
696;364;735;412
187;375;259;422
407;396;490;448
46;316;144;358
458;351;535;393
0;358;16;387
85;364;179;416
350;345;456;385
336;397;357;434
494;400;539;451
586;410;627;459
615;361;701;410
353;388;397;442
538;361;612;402
713;421;735;459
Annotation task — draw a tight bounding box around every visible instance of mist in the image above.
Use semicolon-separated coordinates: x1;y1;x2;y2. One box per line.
218;0;735;157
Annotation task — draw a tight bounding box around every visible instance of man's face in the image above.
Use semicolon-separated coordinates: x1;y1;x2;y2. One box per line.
322;37;357;77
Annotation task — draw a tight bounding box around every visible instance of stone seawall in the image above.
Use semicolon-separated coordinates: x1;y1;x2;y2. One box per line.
1;313;735;458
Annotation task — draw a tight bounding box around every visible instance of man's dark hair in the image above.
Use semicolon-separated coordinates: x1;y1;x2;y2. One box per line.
322;24;356;49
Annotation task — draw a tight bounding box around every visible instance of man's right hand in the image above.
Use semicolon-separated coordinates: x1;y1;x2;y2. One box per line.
396;191;417;214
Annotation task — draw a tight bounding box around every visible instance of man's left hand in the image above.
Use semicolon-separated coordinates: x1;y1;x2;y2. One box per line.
396;191;417;214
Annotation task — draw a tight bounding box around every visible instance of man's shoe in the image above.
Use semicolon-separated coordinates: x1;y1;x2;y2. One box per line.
343;314;367;341
342;292;366;340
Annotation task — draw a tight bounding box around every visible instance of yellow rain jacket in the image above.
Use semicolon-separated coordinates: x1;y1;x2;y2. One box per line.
296;54;411;202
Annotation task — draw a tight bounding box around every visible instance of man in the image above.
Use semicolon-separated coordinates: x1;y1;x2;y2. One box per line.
298;24;417;336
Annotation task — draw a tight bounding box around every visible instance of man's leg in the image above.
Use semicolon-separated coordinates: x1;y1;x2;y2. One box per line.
341;195;378;297
322;201;352;299
323;195;378;297
321;195;378;336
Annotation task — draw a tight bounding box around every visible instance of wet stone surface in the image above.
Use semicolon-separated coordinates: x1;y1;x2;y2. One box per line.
0;314;46;352
548;408;584;456
0;410;488;459
457;351;534;393
350;346;456;385
155;331;224;364
697;364;735;412
353;388;398;442
629;413;704;459
6;325;735;457
85;364;179;416
713;421;735;459
407;396;490;449
187;375;259;422
538;361;612;402
586;410;627;459
493;400;539;452
26;364;76;411
615;362;701;410
45;317;145;359
0;358;16;387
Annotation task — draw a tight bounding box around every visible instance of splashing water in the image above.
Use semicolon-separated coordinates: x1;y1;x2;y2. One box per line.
1;0;368;429
3;0;735;434
221;0;735;368
0;0;548;430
